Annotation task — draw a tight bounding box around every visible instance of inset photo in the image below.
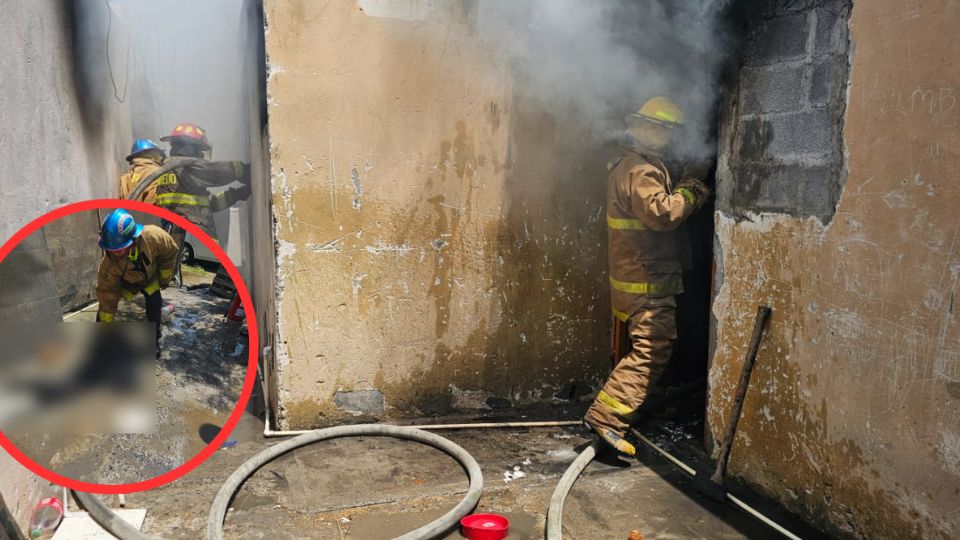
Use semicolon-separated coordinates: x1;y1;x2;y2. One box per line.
0;205;253;487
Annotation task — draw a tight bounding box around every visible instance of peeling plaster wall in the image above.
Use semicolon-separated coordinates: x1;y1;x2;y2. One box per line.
711;0;960;537
264;0;610;427
0;1;132;530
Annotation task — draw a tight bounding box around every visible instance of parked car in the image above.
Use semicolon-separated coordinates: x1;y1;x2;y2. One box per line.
182;233;218;264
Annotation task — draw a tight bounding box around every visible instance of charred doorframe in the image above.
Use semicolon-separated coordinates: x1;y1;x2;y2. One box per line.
240;0;277;422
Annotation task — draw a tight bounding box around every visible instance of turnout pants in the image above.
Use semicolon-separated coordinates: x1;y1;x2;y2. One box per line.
585;297;677;435
162;219;187;285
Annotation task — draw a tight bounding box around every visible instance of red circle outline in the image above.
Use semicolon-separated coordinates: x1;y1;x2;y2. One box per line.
0;199;259;494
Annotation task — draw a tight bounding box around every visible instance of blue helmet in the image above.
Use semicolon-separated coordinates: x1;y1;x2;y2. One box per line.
99;209;144;251
125;139;163;162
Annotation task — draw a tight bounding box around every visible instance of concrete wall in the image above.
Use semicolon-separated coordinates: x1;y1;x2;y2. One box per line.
0;0;131;532
265;0;611;427
45;212;102;312
711;0;960;537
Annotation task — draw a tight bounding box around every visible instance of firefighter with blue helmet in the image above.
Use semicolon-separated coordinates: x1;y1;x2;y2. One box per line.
120;139;172;204
96;209;179;351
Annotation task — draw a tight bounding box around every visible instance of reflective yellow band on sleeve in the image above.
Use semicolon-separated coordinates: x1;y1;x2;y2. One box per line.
609;276;682;295
98;312;115;323
144;281;160;295
156;193;210;207
231;161;243;179
607;215;647;230
160;269;173;280
676;187;697;207
612;307;632;322
121;289;135;301
596;390;635;417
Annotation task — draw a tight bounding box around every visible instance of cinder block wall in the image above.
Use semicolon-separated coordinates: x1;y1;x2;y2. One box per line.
44;212;102;313
711;0;960;537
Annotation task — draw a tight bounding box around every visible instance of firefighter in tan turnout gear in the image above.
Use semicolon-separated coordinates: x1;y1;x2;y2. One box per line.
583;97;712;456
119;139;171;204
96;210;179;353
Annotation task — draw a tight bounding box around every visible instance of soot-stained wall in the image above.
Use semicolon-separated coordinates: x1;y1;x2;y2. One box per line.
0;0;132;529
711;0;960;537
264;0;613;427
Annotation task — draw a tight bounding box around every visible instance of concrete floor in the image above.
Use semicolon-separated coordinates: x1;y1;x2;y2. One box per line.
29;267;821;539
82;419;800;540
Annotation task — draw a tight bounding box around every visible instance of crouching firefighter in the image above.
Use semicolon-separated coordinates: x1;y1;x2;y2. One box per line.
583;97;712;456
96;210;179;355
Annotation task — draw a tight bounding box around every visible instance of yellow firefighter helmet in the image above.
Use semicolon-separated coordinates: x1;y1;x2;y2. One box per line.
631;97;685;126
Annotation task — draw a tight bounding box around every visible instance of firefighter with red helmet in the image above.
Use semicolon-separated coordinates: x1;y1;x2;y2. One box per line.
154;122;252;238
131;123;251;283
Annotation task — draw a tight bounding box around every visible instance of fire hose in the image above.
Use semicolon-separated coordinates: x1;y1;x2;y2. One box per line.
74;424;483;540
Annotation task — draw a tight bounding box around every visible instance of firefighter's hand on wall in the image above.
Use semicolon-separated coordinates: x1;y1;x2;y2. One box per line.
210;183;252;212
230;161;252;184
676;178;712;210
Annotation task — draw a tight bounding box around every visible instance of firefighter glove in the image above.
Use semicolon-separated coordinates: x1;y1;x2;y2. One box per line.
676;178;711;210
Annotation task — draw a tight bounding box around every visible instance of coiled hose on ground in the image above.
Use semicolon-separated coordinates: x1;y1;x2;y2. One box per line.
74;424;484;540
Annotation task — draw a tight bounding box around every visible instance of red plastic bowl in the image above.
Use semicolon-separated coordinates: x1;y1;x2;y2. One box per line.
460;513;510;540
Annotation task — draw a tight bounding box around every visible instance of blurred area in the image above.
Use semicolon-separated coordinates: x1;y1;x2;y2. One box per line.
0;212;250;486
0;322;156;435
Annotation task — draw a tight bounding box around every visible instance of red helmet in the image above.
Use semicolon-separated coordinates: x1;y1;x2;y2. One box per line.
160;122;212;150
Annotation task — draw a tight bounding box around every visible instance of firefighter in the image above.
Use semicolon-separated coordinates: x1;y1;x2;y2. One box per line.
95;209;179;352
119;139;171;204
583;97;712;456
151;122;251;283
156;122;251;236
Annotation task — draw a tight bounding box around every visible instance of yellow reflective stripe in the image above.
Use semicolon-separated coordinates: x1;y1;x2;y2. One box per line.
655;109;677;123
231;161;243;179
609;276;682;295
612;307;631;322
155;173;177;186
160;268;173;280
156;193;209;206
676;187;697;206
607;215;647;230
98;312;115;323
597;390;634;417
121;289;135;301
144;281;160;295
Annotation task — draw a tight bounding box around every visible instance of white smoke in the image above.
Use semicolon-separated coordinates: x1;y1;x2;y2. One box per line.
477;0;732;160
106;0;251;161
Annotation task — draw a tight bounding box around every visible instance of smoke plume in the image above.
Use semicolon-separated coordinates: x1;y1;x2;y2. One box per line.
477;0;733;160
